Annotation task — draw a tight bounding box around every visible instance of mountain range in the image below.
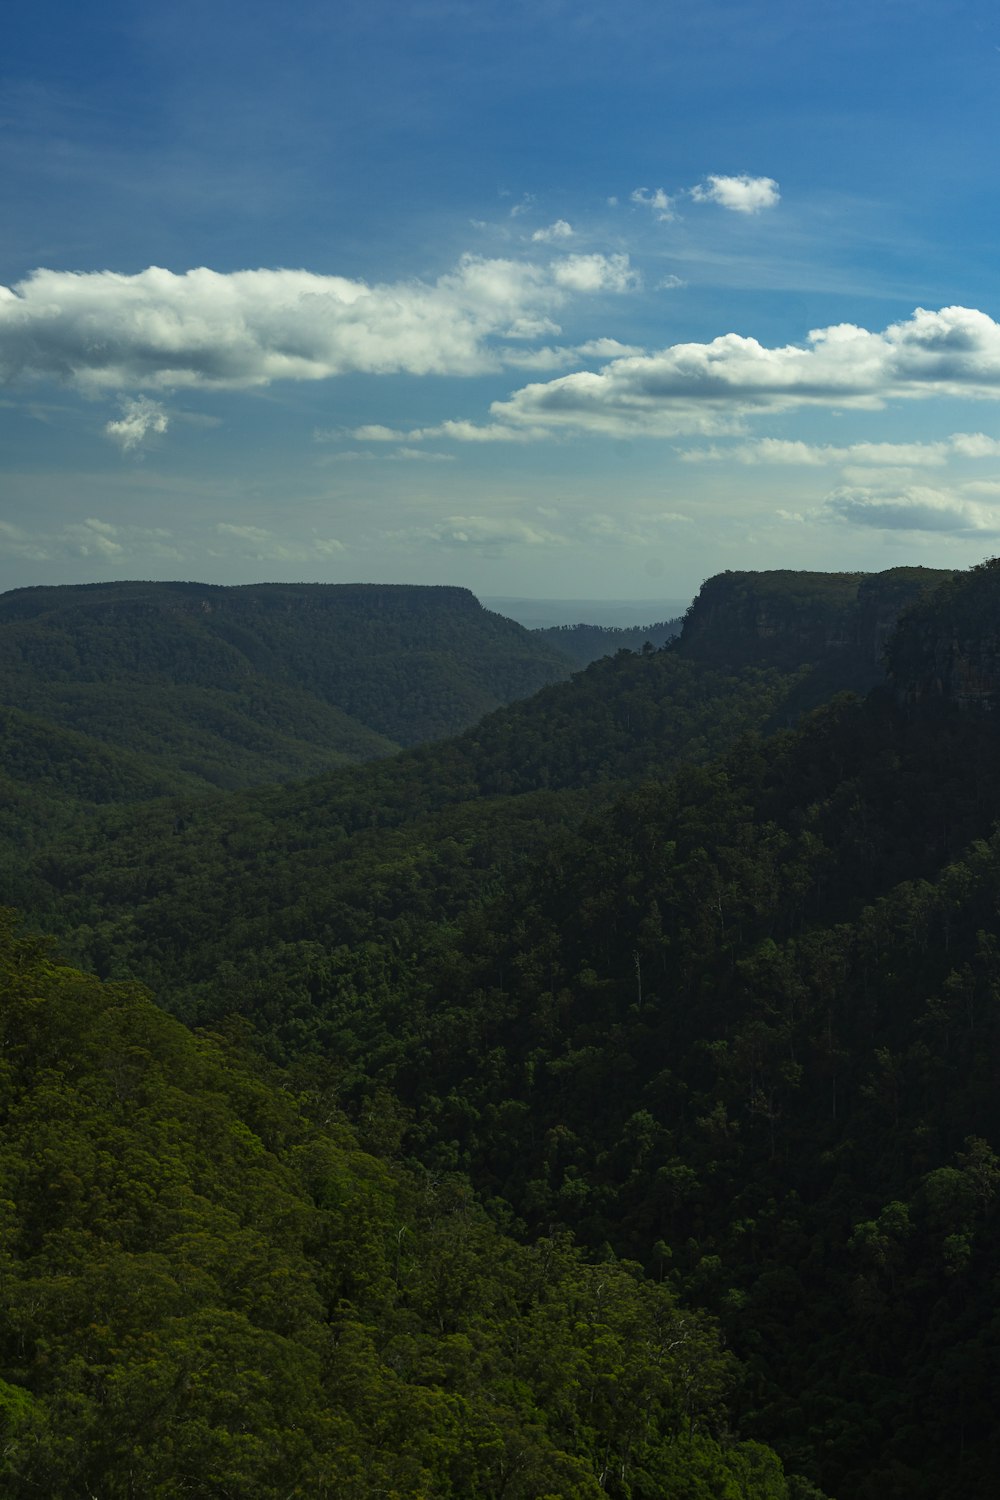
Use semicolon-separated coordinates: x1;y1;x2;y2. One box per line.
7;559;1000;1497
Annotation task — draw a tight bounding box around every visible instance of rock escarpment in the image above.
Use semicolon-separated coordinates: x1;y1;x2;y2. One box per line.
886;557;1000;708
680;566;954;690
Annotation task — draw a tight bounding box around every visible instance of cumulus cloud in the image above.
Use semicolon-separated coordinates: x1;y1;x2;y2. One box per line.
105;395;169;452
550;253;640;293
216;523;344;560
631;188;675;221
950;432;1000;457
575;338;645;358
825;485;1000;534
0;254;639;395
691;174;780;213
504;315;562;339
477;308;1000;440
531;220;574;242
499;345;580;371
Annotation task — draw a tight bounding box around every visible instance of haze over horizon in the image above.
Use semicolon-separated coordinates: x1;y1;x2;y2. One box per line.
5;1;1000;598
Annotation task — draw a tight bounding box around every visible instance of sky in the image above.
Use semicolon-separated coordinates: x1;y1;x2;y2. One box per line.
5;0;1000;602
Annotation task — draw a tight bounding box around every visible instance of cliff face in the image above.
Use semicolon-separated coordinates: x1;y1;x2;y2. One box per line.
680;567;954;684
680;570;864;664
886;559;1000;709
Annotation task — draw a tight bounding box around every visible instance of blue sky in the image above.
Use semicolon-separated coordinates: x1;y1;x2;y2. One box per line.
5;0;1000;601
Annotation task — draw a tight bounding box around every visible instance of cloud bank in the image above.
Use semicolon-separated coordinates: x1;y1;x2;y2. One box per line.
825;486;1000;535
472;307;1000;440
0;254;639;393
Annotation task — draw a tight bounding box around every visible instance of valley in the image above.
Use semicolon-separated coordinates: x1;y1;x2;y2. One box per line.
4;561;1000;1497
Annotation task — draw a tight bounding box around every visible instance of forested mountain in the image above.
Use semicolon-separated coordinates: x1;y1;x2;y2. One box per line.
7;558;1000;1498
531;618;683;666
0;580;572;805
0;915;794;1497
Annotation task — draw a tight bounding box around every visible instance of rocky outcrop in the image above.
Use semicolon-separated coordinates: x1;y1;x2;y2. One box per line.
680;567;954;682
886;559;1000;709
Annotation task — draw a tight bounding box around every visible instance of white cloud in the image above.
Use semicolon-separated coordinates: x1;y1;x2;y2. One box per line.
0;520;50;561
0;254;635;395
479;308;1000;440
2;517;181;565
551;253;640;293
0;513;184;566
657;275;686;290
531;220;574;242
691;174;780;213
680;432;1000;468
387;447;455;462
825;484;1000;534
216;522;344;559
950;432;1000;457
348;423;404;442
349;417;545;445
504;315;562;339
410;418;547;444
418;514;567;549
631;187;675;221
105;395;169;452
499;345;580;371
575;338;645;358
327;446;454;463
65;517;124;559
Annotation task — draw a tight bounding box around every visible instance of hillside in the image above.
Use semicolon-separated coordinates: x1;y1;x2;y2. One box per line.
531;617;683;667
6;567;959;998
0;581;573;827
9;558;998;1498
0;913;797;1498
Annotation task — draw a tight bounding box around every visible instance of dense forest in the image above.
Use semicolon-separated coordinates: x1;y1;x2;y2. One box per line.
531;618;683;666
7;559;1000;1496
0;580;572;800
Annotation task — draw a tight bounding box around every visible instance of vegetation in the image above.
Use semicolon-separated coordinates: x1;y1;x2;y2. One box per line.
7;560;1000;1496
0;580;573;807
531;618;683;666
0;914;795;1498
